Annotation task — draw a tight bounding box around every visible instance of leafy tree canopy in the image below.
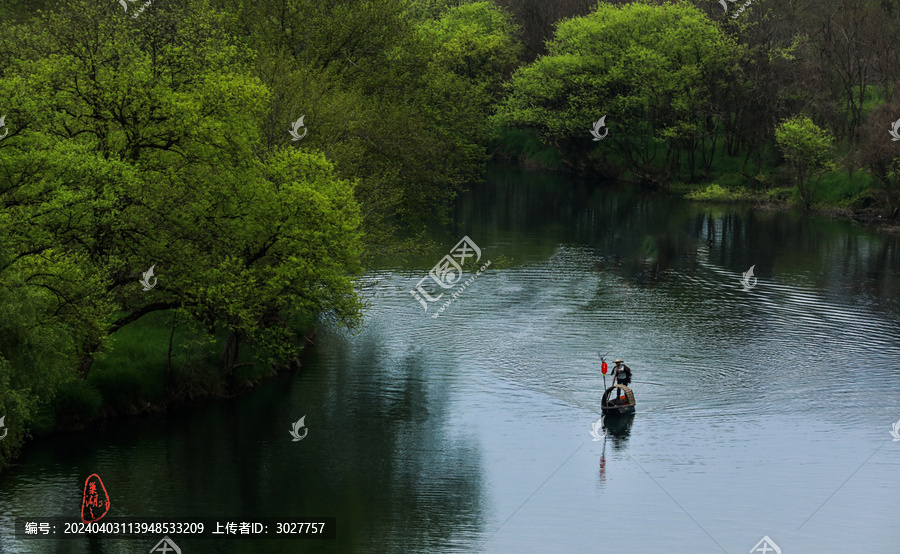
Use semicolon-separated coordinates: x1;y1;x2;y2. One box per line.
497;1;739;174
0;0;363;382
775;116;836;207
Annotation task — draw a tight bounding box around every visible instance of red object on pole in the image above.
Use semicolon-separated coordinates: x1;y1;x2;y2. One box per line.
601;362;608;374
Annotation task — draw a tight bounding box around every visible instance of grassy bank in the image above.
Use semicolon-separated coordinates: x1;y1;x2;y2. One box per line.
33;310;300;437
489;127;565;171
673;168;883;214
492;125;898;223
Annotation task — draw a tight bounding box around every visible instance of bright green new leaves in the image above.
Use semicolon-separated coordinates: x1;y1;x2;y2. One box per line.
0;0;364;383
417;2;522;101
0;259;92;466
497;1;738;177
217;0;521;248
171;147;363;363
775;116;836;207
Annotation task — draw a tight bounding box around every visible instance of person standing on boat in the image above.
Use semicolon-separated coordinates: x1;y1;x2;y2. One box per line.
613;359;631;388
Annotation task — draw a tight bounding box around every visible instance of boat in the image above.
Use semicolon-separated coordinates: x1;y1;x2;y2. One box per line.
601;384;636;416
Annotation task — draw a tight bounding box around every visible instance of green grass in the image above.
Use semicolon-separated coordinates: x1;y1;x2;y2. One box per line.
495;125;891;213
684;183;757;202
491;127;564;170
88;310;186;413
83;309;280;418
26;308;297;434
814;170;873;206
52;379;103;429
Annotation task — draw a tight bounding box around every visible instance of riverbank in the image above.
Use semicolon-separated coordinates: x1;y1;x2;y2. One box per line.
666;181;900;231
34;310;314;437
490;129;900;232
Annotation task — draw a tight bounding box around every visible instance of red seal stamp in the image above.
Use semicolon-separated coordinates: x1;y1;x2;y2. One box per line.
81;474;110;523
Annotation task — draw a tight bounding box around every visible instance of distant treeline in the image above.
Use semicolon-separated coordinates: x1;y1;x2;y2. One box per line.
1;0;899;467
492;0;900;214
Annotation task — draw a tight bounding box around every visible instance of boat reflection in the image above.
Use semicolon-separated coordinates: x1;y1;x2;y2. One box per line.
598;413;635;486
603;413;634;443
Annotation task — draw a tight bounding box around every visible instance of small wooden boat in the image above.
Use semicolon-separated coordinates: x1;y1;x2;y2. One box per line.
601;384;636;416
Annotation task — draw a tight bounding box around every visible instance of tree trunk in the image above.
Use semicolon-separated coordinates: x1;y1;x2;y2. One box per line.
166;310;178;393
76;338;101;379
220;330;240;379
76;352;94;380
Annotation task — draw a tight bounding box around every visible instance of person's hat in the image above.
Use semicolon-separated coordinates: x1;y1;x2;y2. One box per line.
614;359;623;363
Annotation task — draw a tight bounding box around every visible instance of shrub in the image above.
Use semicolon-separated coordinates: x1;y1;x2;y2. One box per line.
685;184;753;202
775;117;836;208
53;380;103;427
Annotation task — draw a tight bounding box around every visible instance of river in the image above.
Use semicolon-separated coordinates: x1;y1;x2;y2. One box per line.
1;164;899;553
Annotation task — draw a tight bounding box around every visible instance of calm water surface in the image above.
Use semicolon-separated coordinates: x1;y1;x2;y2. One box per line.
1;164;899;553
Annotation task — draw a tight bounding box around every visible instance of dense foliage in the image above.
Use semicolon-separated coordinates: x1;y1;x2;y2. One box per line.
2;0;900;468
497;1;739;183
775;117;836;208
0;0;521;467
496;0;900;208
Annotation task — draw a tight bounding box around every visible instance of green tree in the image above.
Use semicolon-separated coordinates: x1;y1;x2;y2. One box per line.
497;1;738;182
214;0;520;248
0;269;89;468
775;116;836;208
416;2;522;102
0;0;364;383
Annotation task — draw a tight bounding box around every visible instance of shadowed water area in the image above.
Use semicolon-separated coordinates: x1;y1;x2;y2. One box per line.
1;164;899;553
